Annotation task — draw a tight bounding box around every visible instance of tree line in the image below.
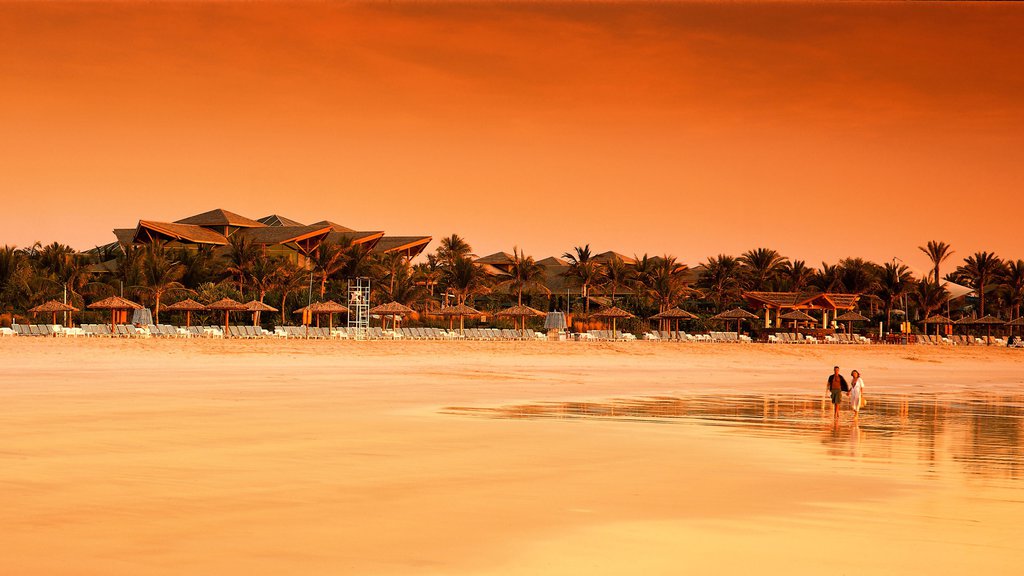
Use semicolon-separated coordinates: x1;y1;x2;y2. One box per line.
1;236;1021;332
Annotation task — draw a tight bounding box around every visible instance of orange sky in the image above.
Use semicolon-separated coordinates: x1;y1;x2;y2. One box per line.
1;1;1022;271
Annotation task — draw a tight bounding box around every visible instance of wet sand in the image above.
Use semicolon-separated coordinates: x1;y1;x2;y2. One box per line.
1;339;1022;574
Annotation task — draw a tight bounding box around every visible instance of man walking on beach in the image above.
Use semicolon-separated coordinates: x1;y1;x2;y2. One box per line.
826;366;848;419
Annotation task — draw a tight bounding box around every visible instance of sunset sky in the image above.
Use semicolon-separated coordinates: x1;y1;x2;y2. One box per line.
1;1;1022;271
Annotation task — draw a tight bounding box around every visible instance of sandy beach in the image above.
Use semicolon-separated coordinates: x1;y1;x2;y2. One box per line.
2;339;1022;574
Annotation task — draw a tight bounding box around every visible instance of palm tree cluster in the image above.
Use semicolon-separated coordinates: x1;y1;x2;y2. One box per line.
2;237;1022;333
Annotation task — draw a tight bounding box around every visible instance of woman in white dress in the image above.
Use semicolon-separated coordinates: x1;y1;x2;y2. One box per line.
849;370;865;417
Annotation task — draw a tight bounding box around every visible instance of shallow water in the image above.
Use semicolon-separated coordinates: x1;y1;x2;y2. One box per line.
445;392;1024;487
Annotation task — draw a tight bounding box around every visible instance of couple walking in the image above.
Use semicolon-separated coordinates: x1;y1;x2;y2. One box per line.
826;366;865;418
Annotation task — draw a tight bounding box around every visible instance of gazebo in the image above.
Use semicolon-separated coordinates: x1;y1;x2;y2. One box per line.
743;291;861;329
711;308;759;335
495;304;545;331
163;298;206;328
592;306;635;334
244;300;278;326
649;307;698;338
368;301;414;330
205;298;247;337
28;299;79;326
438;303;483;334
87;296;143;334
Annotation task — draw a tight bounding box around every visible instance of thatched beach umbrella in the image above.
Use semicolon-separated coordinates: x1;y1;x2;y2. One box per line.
205;298;246;337
711;307;758;335
921;314;953;338
592;306;635;334
835;310;869;335
244;300;278;326
650;307;698;338
296;301;349;328
88;295;143;334
439;303;483;334
971;315;1005;344
29;299;79;326
780;310;816;330
368;301;414;330
495;304;546;331
164;298;206;328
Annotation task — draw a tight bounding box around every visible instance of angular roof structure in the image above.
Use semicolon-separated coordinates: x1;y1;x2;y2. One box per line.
135;220;229;245
742;291;861;311
175;208;265;228
475;251;515;266
372;236;432;258
258;214;305;227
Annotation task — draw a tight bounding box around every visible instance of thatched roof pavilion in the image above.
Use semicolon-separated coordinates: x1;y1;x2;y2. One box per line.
743;291;860;329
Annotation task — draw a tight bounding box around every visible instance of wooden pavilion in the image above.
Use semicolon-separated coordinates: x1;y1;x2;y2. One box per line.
742;291;861;329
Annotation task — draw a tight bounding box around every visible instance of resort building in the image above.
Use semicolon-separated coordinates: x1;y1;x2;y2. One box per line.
94;208;431;267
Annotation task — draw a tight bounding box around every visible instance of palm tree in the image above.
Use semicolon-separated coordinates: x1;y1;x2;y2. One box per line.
739;248;788;291
697;254;742;312
998;259;1024;320
562;244;601;315
377;257;424;308
246;254;284;324
436;234;473;269
497;247;549;305
137;242;185;323
912;281;949;322
639;255;692;317
779;259;814;292
224;235;258;295
412;254;442;299
0;245;32;312
837;258;880;295
600;255;634;306
876;262;915;332
813;262;843;293
918;240;954;284
955;251;1004;316
272;260;310;325
442;256;490;306
176;245;216;289
310;241;348;299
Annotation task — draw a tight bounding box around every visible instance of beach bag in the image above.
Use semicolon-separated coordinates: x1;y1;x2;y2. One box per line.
860;395;867;409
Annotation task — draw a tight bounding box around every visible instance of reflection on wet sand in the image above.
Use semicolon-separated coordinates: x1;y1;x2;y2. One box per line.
445;393;1024;483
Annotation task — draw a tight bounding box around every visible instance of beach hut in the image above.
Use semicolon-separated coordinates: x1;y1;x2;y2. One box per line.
592;306;635;334
206;298;246;337
711;308;758;335
495;304;546;331
835;310;869;335
921;314;953;338
649;307;698;339
28;299;79;326
780;310;816;330
163;298;206;328
244;300;278;326
438;303;483;335
368;301;414;331
88;296;143;334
